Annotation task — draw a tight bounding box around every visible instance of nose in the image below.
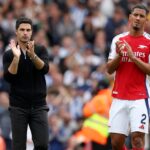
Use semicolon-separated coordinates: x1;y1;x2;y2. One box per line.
136;15;140;20
23;30;28;35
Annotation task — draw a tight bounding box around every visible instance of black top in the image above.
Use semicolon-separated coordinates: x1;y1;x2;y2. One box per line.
3;45;49;109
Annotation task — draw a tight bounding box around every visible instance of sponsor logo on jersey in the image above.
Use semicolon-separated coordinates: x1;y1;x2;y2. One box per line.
121;51;146;62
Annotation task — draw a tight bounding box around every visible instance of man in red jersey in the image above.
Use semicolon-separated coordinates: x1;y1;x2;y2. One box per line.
107;4;150;150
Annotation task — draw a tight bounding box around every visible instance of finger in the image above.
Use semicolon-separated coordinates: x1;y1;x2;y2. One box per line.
32;40;34;45
28;42;33;48
121;44;125;49
10;39;16;45
17;45;20;50
30;41;34;47
123;40;130;48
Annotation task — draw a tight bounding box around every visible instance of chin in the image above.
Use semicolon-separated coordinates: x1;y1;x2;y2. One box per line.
21;39;29;43
133;26;140;31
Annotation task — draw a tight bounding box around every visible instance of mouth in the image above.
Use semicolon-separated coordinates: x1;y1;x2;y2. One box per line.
134;21;139;25
133;21;140;27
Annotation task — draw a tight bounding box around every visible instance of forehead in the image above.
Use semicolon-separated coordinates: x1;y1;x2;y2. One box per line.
132;8;147;16
18;23;32;30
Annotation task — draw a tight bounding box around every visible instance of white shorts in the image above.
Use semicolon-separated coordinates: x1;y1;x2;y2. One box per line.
108;98;150;136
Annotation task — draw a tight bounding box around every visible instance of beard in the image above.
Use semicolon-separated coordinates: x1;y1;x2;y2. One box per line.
132;23;141;31
20;38;30;44
133;26;140;31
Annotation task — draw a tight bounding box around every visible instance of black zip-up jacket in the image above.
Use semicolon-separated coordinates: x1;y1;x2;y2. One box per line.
3;45;49;109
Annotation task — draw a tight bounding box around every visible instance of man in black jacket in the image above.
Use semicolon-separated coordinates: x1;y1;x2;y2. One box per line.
3;17;49;150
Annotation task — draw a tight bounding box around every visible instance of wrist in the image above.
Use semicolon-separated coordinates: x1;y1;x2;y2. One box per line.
30;54;37;61
117;54;122;58
13;56;20;61
130;56;137;62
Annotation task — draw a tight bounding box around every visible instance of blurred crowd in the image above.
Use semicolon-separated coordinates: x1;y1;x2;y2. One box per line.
0;0;150;150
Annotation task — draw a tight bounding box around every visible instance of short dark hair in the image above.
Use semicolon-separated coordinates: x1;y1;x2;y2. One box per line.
131;4;149;15
16;17;33;30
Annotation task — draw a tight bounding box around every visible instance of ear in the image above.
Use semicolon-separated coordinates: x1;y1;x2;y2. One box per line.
146;16;149;22
144;17;148;27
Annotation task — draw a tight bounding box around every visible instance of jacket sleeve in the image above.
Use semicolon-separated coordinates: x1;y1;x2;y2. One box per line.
3;50;17;83
38;45;49;74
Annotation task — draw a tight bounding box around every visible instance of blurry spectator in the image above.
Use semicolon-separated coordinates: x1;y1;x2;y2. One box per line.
90;6;107;29
105;5;128;46
12;0;24;18
57;10;77;39
73;30;88;52
48;114;66;150
48;63;63;87
0;78;11;150
0;11;15;40
33;29;50;49
47;2;62;45
69;0;88;29
81;13;96;43
93;29;109;60
100;0;115;17
59;35;76;59
82;44;101;68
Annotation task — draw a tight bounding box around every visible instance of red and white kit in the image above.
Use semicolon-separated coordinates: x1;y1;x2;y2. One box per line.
109;32;150;100
108;32;150;135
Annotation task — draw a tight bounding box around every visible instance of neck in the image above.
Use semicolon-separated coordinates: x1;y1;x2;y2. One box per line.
130;29;144;37
17;41;27;50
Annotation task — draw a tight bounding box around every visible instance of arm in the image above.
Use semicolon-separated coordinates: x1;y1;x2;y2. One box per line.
30;54;45;70
3;40;21;83
124;41;150;75
107;55;121;74
107;40;124;74
26;41;49;73
8;57;20;74
8;39;21;74
132;57;150;75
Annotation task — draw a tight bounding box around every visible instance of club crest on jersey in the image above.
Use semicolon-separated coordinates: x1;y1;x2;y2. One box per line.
138;45;148;49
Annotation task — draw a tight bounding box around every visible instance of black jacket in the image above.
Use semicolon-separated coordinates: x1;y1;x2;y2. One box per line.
3;45;49;109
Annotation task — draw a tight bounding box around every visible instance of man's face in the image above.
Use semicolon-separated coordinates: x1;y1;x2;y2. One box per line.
129;8;147;31
16;23;32;43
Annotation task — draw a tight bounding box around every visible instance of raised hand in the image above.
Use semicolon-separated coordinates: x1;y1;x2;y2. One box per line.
26;41;35;58
9;39;21;58
116;40;125;56
123;40;135;60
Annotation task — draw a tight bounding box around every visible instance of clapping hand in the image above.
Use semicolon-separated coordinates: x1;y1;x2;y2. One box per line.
123;40;135;60
26;41;35;58
9;39;21;58
116;40;125;56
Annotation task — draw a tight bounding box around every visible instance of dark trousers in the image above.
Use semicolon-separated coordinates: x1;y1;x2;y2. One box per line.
9;106;49;150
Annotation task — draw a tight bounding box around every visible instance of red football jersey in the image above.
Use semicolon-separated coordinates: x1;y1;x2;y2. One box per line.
109;32;150;100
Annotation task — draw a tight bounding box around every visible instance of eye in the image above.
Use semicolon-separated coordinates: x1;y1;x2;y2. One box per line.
27;29;31;32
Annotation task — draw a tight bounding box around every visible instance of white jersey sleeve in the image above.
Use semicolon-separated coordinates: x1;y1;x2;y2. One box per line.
108;37;117;60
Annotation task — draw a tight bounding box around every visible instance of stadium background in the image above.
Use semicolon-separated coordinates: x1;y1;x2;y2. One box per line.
0;0;149;149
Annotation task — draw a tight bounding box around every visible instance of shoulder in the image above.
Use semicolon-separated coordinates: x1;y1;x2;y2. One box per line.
3;49;13;57
143;32;150;40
